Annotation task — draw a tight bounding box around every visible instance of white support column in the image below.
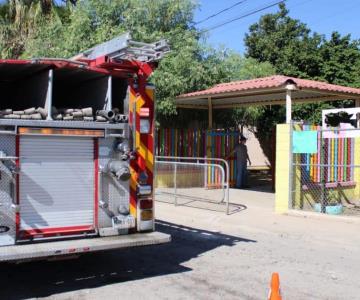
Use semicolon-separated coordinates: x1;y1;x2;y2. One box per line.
285;84;297;124
286;89;292;124
45;69;54;120
208;97;213;129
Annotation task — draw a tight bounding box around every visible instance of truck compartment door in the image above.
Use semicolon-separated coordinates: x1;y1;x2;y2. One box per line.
18;136;96;239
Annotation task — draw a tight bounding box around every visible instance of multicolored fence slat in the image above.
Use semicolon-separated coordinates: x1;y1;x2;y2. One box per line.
156;129;241;187
300;125;354;183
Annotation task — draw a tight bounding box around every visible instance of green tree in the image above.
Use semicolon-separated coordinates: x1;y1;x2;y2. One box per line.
0;0;72;58
0;0;274;128
0;0;223;125
245;3;322;79
153;48;275;127
320;32;360;87
212;53;275;129
245;3;360;86
1;0;200;120
244;3;360;126
19;0;276;127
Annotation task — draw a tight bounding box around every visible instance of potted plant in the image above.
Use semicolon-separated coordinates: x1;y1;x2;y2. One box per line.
314;190;343;215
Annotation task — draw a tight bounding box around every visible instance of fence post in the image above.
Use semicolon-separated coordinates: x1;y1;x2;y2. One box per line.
225;161;230;215
204;156;208;189
288;122;293;210
320;129;326;213
174;163;178;206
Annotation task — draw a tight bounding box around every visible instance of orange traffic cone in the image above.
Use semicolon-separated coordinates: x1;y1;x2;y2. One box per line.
268;273;282;300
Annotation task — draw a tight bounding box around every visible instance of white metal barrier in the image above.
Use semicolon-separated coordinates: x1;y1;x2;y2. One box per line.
155;156;230;215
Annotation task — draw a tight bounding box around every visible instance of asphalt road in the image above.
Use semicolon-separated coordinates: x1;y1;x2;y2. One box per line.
1;220;251;300
1;188;360;300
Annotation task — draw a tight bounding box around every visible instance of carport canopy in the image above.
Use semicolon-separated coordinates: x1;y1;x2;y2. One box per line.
175;75;360;127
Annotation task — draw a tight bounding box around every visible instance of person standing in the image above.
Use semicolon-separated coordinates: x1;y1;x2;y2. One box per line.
227;136;251;189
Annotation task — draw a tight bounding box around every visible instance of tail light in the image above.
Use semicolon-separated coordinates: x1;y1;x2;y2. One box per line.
140;210;153;221
139;199;153;210
137;196;154;231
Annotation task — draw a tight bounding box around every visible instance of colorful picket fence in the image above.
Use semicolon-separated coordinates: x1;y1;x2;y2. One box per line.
206;131;241;187
156;128;207;157
156;129;241;187
298;125;355;183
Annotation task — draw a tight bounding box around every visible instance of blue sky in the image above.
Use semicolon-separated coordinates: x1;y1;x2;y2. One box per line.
194;0;360;53
1;0;358;54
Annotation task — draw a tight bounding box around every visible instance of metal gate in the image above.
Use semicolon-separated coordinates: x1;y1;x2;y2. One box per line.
156;129;241;187
19;136;96;238
290;124;360;216
155;156;230;214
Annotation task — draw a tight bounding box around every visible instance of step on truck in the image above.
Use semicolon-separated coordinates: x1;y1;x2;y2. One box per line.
0;33;171;263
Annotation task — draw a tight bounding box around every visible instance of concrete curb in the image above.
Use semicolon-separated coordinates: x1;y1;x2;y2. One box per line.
285;209;360;224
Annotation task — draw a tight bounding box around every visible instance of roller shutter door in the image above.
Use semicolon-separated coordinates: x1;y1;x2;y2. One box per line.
19;136;95;234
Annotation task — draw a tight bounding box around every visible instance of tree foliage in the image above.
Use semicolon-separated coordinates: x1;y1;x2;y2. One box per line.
0;0;275;127
212;53;275;129
0;0;73;58
245;3;360;86
1;1;358;131
320;32;360;87
154;48;275;127
245;3;322;79
245;3;360;128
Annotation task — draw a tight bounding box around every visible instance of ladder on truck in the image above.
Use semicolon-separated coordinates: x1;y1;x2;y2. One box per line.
72;32;170;62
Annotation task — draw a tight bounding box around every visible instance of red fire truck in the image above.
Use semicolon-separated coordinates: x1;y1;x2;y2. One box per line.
0;33;170;262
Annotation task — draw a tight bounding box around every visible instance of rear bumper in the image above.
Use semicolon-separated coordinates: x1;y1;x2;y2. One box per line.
0;231;171;262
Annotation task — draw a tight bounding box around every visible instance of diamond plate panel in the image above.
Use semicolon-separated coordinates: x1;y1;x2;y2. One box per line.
0;135;16;246
98;138;130;229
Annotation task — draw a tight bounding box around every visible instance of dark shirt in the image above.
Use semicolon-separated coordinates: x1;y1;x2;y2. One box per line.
235;143;248;165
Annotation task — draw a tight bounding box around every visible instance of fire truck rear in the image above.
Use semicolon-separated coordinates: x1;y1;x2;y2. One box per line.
0;33;170;262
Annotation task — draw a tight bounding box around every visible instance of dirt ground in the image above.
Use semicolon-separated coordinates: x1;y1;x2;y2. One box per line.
1;187;360;300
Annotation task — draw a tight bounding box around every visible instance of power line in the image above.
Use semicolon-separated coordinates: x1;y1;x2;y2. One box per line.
204;0;286;32
195;0;248;25
203;0;286;33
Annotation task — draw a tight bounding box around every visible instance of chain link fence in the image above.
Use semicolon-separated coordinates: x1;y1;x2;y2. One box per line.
291;124;360;216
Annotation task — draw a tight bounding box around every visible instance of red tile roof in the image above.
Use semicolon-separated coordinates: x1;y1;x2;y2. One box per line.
177;75;360;99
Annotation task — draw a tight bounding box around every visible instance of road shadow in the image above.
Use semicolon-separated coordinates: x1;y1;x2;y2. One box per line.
156;193;247;214
0;220;256;300
247;171;274;193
